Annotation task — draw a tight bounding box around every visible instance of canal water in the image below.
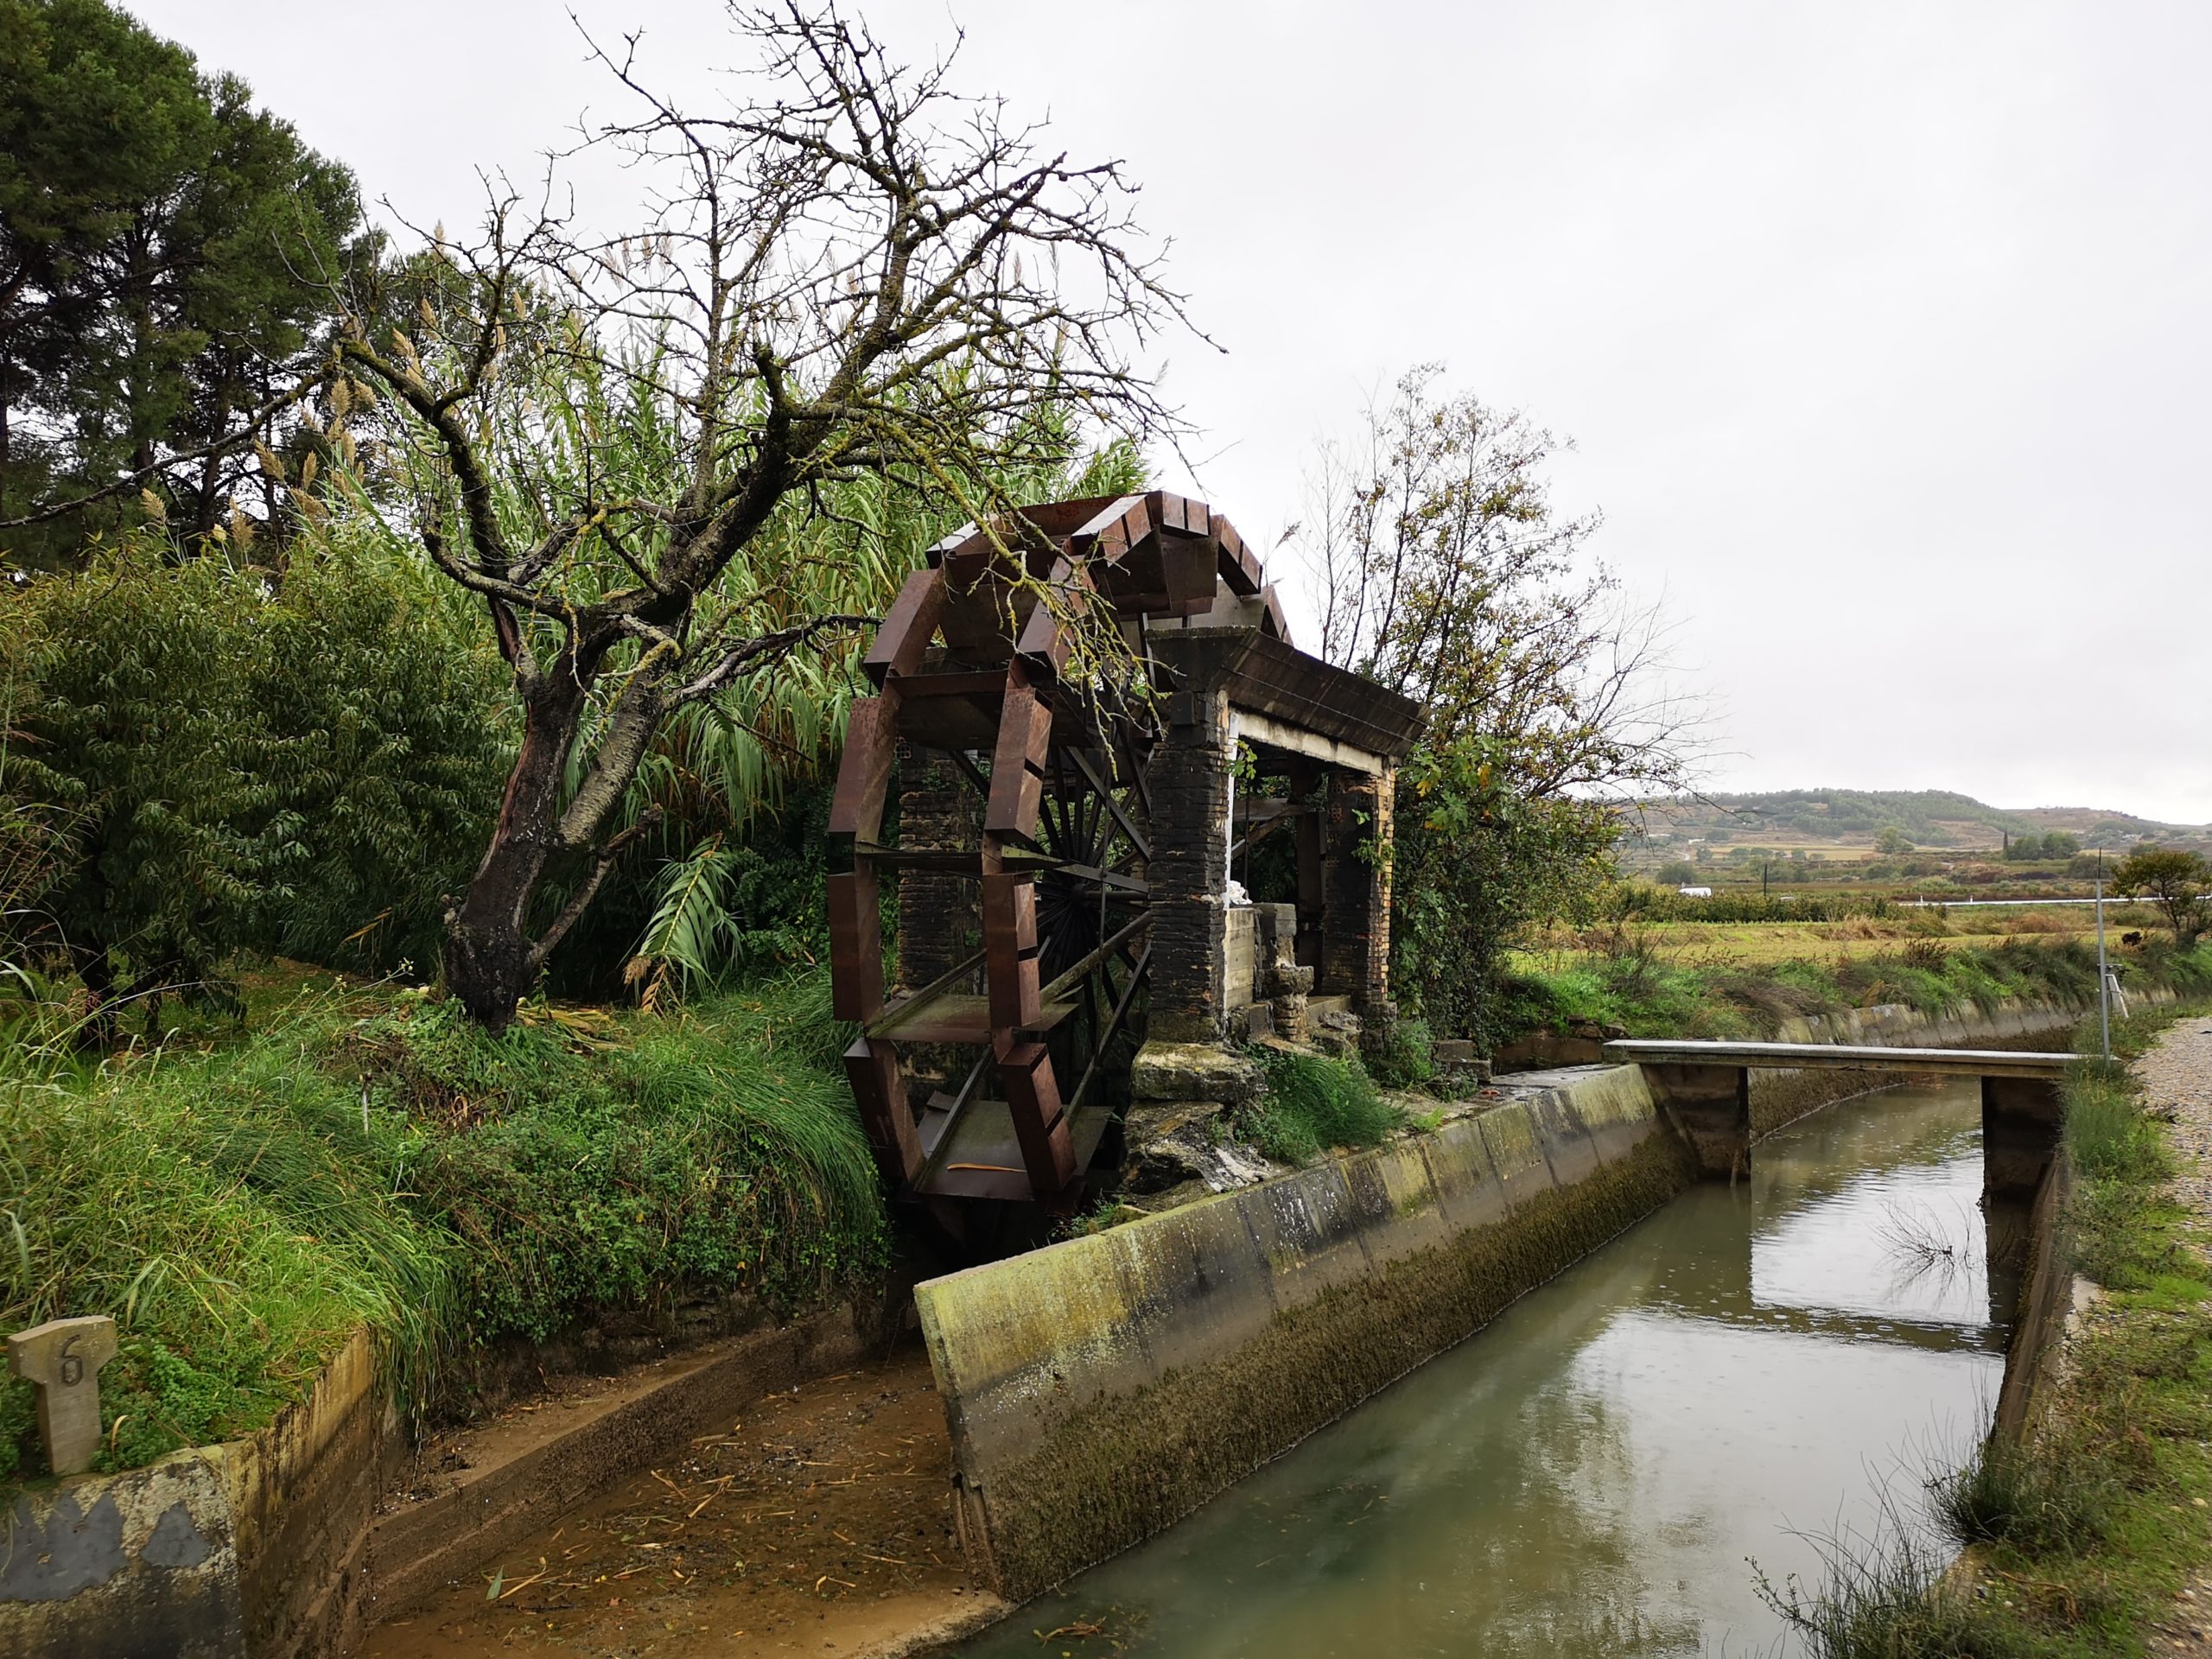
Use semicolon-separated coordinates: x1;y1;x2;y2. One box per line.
955;1077;2015;1658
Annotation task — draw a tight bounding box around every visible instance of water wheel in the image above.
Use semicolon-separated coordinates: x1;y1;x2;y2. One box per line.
828;496;1242;1211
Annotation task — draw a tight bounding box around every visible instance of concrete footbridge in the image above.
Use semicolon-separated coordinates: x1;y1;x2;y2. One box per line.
1603;1039;2077;1197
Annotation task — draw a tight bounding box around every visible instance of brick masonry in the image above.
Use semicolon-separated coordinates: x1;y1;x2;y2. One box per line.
1147;686;1230;1042
1320;766;1394;1011
895;745;978;993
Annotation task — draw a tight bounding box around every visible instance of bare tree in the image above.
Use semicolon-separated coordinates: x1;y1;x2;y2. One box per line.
1306;365;1703;802
1299;366;1709;1035
317;3;1185;1028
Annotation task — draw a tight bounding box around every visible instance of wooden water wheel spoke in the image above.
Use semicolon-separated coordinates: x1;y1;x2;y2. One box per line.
828;554;1159;1214
943;747;988;799
1067;747;1151;861
1069;944;1150;1114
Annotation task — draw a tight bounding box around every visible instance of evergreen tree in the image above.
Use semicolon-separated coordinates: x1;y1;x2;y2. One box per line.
0;0;370;563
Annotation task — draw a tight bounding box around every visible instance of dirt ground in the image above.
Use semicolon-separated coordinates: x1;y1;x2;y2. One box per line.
362;1347;1004;1659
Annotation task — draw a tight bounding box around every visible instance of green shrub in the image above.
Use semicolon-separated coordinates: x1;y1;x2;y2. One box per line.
1241;1047;1402;1165
249;531;511;972
1390;747;1619;1046
0;550;278;1030
0;538;508;1025
1363;1016;1433;1090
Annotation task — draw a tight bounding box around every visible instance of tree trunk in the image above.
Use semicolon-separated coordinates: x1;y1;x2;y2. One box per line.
442;676;587;1030
73;943;117;1050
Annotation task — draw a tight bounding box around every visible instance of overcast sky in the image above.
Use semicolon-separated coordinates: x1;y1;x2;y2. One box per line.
130;0;2211;822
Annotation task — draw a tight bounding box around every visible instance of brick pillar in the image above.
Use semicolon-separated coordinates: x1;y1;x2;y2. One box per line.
1320;766;1393;1012
1288;758;1326;973
895;745;977;991
1147;686;1231;1042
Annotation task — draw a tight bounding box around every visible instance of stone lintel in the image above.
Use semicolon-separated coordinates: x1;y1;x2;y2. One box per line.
1230;708;1384;777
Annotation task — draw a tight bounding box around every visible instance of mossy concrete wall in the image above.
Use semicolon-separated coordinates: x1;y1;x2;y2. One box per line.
1;1328;380;1659
914;1065;1695;1601
1994;1152;2078;1440
227;1328;385;1659
1746;997;2090;1137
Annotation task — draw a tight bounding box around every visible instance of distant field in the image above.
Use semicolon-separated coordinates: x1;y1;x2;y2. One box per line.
1620;855;2107;898
1512;904;2163;975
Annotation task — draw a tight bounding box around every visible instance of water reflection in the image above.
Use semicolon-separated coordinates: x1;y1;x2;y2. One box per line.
955;1077;2007;1659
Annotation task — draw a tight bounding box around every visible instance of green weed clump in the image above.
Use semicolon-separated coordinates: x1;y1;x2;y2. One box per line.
1934;1428;2122;1559
1758;1532;2037;1659
1362;1016;1433;1090
0;971;886;1487
1241;1048;1403;1165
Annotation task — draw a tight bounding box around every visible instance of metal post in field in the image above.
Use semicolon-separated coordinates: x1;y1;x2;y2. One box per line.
2095;849;2111;1061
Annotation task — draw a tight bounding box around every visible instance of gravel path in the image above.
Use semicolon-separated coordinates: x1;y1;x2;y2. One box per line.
2133;1018;2212;1652
2139;1017;2212;1221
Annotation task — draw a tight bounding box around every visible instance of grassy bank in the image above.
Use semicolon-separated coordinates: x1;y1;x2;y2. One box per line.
0;969;885;1486
1764;999;2212;1656
1492;932;2212;1046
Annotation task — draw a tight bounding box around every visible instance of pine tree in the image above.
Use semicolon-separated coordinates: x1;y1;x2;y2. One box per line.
0;0;370;563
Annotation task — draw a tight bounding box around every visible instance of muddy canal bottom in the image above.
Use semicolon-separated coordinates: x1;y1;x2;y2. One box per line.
365;1351;992;1658
956;1077;2014;1658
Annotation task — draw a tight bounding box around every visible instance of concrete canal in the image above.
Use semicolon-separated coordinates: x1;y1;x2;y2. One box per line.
951;1077;2014;1657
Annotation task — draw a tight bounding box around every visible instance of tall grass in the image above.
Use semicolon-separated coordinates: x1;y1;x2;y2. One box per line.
1933;1427;2121;1560
1756;1524;2033;1659
1242;1047;1403;1165
0;1019;461;1471
0;969;885;1485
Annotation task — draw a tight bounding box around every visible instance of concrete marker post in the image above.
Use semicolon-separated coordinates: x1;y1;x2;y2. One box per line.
7;1314;118;1475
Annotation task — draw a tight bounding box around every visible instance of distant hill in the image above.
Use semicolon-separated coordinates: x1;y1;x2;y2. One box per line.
1631;789;2210;851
